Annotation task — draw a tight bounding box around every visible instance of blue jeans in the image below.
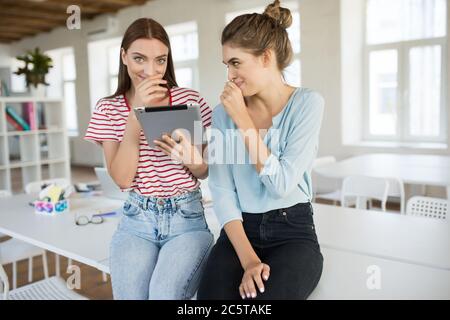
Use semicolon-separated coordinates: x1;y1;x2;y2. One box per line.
110;189;214;300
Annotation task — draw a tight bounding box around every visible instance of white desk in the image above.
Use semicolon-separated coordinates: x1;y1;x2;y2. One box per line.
309;247;450;300
0;194;121;273
314;153;450;191
1;195;448;299
313;203;450;270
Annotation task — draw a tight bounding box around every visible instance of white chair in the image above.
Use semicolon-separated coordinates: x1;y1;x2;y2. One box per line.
0;190;49;290
341;175;389;211
0;263;87;300
406;196;448;220
386;178;405;214
311;156;342;205
0;190;11;238
25;179;72;277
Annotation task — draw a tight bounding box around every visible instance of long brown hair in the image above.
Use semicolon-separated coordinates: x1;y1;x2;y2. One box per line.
109;18;178;98
221;0;293;71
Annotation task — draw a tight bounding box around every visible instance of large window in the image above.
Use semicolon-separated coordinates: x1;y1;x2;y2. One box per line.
107;43;120;95
46;47;78;136
165;21;199;89
364;0;447;142
88;37;121;111
225;1;301;87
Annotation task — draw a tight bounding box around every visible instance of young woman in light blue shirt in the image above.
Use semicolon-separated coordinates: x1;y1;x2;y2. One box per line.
198;0;324;300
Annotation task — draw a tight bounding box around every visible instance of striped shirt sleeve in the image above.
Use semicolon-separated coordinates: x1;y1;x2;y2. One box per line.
84;99;119;145
198;95;212;128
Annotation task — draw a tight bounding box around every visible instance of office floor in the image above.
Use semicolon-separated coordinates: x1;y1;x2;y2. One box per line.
2;165;400;300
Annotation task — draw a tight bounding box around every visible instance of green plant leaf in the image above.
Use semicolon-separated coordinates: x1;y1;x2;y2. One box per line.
14;47;54;88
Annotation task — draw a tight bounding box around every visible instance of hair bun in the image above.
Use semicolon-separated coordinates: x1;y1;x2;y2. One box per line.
263;0;292;29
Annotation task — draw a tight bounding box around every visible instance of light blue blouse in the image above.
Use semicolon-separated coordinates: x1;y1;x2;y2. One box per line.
208;87;325;228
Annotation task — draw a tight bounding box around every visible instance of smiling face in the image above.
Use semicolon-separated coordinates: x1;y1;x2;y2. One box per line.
121;38;169;88
222;44;275;97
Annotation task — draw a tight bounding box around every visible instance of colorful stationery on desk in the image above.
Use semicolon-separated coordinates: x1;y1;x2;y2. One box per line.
31;182;74;215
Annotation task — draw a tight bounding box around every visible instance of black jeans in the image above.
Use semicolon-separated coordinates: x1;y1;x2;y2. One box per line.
197;202;323;300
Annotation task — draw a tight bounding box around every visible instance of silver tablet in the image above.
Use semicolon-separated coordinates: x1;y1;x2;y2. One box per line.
134;104;204;147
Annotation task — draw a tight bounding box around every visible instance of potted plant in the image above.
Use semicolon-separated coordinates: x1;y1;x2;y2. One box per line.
14;47;53;97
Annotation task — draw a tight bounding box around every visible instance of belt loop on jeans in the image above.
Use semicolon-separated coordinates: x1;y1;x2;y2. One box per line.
171;198;178;210
142;197;148;210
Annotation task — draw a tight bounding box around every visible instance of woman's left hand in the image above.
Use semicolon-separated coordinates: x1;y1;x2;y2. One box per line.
153;130;203;166
220;81;248;122
240;261;270;299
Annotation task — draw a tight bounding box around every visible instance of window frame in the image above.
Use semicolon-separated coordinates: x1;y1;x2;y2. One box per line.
362;0;448;143
165;21;199;90
45;47;78;137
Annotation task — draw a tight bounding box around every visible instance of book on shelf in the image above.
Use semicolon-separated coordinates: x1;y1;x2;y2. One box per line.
22;102;37;130
5;106;30;131
36;102;47;130
6;113;24;131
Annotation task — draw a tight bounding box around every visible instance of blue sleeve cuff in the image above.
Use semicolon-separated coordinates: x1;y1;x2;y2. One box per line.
259;153;278;177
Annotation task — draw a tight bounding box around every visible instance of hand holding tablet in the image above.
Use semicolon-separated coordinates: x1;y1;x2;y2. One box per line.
134;104;204;148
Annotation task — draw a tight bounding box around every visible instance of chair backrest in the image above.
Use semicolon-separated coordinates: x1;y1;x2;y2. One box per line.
386;178;405;214
0;264;10;300
0;190;11;237
406;196;448;220
312;156;340;194
25;178;70;195
312;156;336;169
341;175;389;211
0;190;12;198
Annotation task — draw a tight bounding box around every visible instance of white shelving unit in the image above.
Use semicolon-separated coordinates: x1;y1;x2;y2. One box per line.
0;97;70;193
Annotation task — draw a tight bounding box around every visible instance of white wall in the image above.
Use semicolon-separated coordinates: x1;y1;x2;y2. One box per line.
0;44;11;67
6;0;450;173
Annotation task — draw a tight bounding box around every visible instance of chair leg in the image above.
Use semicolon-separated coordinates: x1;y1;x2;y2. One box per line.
102;272;108;282
28;257;33;282
12;261;17;290
55;254;60;277
42;252;49;279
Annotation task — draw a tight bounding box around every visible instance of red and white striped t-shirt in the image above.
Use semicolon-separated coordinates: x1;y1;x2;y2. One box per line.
84;87;212;198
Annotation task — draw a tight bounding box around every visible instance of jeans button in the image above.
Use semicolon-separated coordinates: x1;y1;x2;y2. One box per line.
282;211;287;216
158;200;164;205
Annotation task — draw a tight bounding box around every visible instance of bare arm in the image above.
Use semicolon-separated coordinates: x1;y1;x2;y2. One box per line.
185;143;208;179
223;220;270;299
104;74;171;188
102;112;141;189
223;220;260;269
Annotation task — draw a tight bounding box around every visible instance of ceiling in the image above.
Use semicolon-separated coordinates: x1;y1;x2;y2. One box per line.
0;0;148;43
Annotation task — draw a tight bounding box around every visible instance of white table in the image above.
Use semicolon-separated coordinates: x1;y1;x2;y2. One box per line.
312;203;449;270
314;154;450;197
309;247;450;300
0;193;122;273
1;195;448;299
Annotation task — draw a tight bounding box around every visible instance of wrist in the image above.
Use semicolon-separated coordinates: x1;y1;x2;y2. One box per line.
234;112;253;130
241;254;261;270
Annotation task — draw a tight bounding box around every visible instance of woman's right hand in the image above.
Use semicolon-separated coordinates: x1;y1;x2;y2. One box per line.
135;73;168;107
239;260;271;299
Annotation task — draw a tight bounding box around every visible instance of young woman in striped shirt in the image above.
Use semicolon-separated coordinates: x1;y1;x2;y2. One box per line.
85;18;213;300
